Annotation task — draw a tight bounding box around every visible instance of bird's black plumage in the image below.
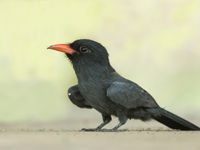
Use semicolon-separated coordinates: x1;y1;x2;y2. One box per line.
51;39;200;131
68;85;92;109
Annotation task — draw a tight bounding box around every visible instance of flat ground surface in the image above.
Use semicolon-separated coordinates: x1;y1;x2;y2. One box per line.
0;129;200;150
0;111;200;150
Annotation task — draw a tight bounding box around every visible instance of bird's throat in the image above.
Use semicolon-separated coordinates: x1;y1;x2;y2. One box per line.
72;62;115;83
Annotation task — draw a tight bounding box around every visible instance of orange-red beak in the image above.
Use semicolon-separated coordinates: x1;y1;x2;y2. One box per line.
47;44;76;55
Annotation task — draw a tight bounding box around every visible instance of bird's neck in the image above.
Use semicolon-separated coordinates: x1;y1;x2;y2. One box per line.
72;61;115;83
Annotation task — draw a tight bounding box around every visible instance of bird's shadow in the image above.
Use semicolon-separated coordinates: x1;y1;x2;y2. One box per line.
80;129;128;132
80;128;173;132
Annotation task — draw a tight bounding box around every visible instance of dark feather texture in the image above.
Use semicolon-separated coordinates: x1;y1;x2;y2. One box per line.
53;39;199;131
147;108;200;130
68;85;92;109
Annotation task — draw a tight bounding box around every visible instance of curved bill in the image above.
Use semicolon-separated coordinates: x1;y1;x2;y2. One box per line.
47;44;76;55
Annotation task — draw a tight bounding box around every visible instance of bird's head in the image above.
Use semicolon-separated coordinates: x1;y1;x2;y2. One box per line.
48;39;110;66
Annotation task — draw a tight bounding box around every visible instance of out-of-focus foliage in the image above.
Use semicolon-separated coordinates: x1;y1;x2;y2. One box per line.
0;0;199;122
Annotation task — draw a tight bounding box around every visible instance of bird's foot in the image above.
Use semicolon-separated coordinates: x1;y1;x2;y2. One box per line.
81;128;101;132
106;128;128;132
81;128;128;132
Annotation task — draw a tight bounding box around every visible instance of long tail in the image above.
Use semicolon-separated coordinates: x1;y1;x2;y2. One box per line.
146;107;200;130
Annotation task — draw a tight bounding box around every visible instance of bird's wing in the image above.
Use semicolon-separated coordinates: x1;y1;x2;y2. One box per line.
107;81;158;109
68;85;92;109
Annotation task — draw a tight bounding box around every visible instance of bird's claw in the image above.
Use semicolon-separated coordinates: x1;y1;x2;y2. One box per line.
81;128;101;132
81;128;128;132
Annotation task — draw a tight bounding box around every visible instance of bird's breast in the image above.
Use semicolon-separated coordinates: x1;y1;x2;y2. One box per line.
78;80;115;114
78;80;105;101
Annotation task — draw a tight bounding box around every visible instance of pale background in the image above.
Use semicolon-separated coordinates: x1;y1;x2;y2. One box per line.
0;0;199;125
0;1;200;150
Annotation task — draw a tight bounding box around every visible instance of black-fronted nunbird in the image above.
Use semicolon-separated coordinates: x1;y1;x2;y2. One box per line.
48;39;200;131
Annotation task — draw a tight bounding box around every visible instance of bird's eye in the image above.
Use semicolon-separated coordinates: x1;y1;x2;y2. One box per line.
79;46;90;53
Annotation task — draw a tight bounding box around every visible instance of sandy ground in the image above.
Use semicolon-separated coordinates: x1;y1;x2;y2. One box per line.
0;110;200;150
0;129;200;150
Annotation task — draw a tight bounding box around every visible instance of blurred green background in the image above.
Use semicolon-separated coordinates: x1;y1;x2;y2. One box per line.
0;0;199;123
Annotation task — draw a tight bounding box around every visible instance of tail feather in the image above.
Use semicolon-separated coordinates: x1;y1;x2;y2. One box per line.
146;108;200;131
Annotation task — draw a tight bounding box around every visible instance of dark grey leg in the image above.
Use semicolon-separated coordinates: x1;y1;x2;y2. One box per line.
82;114;112;131
112;111;127;131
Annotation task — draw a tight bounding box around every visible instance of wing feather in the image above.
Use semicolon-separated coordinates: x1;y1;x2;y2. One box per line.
107;81;158;109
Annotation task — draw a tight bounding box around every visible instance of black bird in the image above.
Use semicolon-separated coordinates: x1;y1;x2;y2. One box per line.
48;39;200;131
